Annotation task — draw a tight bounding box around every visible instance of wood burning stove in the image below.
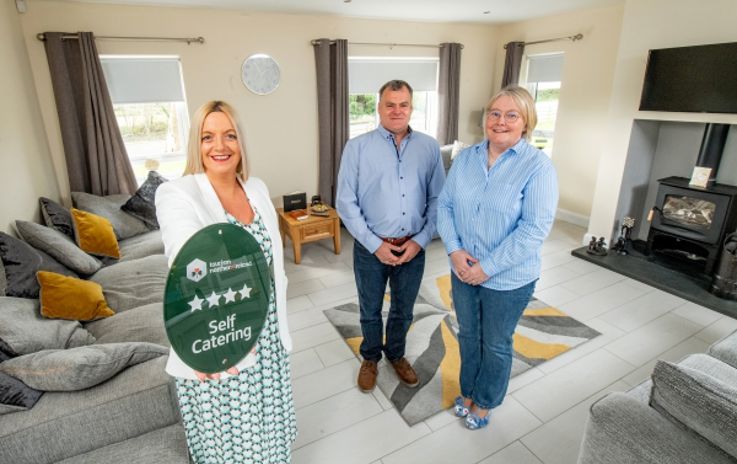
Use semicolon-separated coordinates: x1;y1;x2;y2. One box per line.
647;176;737;274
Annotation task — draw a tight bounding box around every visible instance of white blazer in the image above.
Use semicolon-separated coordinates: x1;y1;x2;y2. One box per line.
155;173;292;380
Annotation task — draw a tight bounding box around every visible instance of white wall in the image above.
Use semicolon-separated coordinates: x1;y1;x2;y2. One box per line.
0;2;60;233
589;0;737;241
20;1;499;204
495;4;624;225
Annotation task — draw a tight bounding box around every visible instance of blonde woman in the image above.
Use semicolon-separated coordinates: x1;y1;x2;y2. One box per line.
155;100;296;462
438;86;558;430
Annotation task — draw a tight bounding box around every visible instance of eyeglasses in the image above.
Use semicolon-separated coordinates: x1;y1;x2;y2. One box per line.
487;110;521;123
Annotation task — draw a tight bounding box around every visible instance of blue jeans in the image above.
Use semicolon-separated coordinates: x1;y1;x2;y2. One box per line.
452;273;536;410
353;241;425;362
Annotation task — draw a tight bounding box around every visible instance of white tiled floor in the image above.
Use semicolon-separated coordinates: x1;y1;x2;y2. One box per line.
284;220;737;464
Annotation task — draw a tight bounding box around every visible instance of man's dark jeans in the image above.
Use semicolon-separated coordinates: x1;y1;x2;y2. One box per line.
353;241;425;362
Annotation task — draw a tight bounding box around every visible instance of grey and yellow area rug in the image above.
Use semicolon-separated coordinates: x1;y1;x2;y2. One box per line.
323;274;601;425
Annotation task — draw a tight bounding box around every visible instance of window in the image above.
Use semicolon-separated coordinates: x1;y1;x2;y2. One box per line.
101;56;189;185
522;53;564;156
348;57;438;138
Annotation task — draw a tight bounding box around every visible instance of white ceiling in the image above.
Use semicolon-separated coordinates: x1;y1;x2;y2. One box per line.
60;0;623;24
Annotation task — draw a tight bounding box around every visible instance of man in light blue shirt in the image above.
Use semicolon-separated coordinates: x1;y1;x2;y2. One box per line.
336;79;445;393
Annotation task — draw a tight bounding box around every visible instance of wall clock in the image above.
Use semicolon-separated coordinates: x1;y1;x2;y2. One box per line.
241;54;280;95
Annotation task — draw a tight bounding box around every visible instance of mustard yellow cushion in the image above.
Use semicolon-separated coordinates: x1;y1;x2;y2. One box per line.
71;208;121;259
37;271;115;321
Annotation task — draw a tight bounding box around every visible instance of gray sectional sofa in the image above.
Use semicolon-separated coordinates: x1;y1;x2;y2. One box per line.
0;192;189;463
578;330;737;464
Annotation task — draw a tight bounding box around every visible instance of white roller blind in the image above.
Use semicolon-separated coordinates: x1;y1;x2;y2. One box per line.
349;58;438;93
101;57;185;104
526;54;564;83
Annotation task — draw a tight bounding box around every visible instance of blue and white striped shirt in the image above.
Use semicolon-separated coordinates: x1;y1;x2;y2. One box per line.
336;125;445;253
437;138;558;290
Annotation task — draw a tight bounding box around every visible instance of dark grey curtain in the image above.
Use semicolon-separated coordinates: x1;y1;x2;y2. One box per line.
501;41;525;88
437;43;462;145
43;32;137;195
313;38;349;207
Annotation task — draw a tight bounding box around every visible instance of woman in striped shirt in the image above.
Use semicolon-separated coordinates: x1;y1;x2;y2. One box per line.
437;85;559;430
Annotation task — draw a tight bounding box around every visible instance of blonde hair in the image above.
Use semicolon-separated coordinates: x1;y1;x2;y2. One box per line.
183;100;249;179
485;85;538;141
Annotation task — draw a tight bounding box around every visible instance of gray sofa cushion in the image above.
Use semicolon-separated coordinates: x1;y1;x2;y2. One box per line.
0;297;95;356
55;424;188;464
71;192;149;240
0;232;77;298
709;329;737;369
0;342;167;391
118;230;164;262
579;391;734;464
0;372;43;415
440;144;453;173
85;302;169;346
121;170;167;229
0;356;179;464
15;220;102;275
650;354;737;458
39;197;75;241
90;255;167;312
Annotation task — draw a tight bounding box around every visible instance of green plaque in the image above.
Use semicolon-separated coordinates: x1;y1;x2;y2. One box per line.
163;223;271;374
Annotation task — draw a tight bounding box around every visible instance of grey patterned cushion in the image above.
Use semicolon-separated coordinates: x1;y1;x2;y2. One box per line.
0;297;95;356
15;220;101;275
0;372;43;415
0;232;77;298
0;342;167;391
651;354;737;458
121;171;167;229
72;192;149;240
39;197;75;241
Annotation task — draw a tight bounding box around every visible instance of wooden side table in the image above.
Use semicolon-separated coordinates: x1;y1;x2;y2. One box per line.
276;207;341;264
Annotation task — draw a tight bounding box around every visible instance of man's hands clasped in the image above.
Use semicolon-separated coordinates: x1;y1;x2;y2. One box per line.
374;240;422;266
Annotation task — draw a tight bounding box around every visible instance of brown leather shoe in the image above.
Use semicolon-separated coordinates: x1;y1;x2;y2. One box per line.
391;357;419;387
357;360;378;393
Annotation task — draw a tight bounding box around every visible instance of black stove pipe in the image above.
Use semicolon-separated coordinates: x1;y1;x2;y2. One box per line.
696;123;730;188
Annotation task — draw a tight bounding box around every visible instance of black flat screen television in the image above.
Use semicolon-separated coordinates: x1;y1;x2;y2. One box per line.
639;42;737;114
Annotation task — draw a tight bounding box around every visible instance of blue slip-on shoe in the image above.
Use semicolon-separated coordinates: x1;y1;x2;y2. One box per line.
464;411;490;430
453;396;470;418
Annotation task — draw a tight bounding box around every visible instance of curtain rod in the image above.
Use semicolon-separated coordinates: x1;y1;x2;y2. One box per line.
311;39;463;49
36;33;205;45
503;33;583;49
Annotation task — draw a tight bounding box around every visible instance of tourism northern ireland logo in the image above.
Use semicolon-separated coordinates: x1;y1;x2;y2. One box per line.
186;258;207;282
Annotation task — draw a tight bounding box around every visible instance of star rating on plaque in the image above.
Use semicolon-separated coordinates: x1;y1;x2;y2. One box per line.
206;291;221;308
238;283;252;299
188;294;205;312
188;285;253;312
224;288;237;303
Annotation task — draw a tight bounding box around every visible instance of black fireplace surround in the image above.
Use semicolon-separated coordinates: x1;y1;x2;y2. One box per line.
647;176;737;275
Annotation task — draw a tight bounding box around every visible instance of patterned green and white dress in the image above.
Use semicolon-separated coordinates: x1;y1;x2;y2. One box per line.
175;210;297;464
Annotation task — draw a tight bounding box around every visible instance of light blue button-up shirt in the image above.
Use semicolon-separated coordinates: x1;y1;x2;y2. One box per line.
437;138;558;290
336;125;445;253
